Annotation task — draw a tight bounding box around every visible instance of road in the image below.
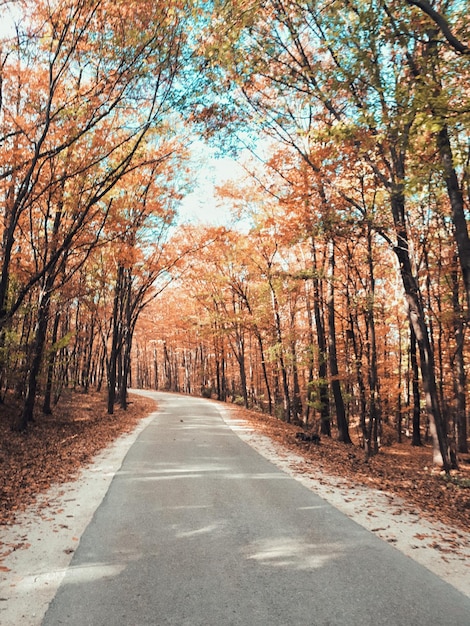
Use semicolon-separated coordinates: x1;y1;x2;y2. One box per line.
42;392;470;625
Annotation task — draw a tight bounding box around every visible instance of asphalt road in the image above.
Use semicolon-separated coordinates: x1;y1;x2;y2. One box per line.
42;392;470;625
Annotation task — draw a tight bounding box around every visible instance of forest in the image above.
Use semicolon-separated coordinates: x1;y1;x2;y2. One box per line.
0;0;470;483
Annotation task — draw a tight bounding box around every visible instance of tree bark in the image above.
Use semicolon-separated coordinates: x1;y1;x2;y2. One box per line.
42;308;61;415
119;268;133;410
255;331;273;414
311;238;331;436
436;125;470;315
391;185;450;469
409;327;422;446
348;312;368;449
13;281;53;431
327;240;351;444
270;279;291;422
451;265;468;453
365;223;381;455
107;264;124;415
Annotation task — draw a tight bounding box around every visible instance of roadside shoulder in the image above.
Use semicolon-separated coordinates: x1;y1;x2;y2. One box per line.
219;405;470;599
0;408;157;626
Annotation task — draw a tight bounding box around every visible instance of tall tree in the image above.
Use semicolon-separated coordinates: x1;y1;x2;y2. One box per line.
202;0;455;468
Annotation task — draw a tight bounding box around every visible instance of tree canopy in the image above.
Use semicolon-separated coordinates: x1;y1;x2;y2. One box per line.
0;0;469;474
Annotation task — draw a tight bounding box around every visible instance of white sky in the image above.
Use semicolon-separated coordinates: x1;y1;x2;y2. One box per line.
177;144;245;226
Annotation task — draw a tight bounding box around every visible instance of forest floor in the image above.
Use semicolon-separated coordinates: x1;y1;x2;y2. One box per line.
0;390;157;528
0;389;469;534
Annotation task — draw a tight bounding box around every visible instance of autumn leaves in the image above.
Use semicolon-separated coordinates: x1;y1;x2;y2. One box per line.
138;1;470;470
1;1;469;475
0;0;191;429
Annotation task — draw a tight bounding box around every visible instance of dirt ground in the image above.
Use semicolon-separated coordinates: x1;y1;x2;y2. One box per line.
0;390;469;533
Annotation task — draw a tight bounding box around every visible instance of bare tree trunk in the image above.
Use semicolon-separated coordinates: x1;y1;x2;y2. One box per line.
153;344;159;390
235;338;249;409
83;318;96;394
391;185;450;469
107;264;124;415
451;264;468;453
365;224;381;455
327;240;351;444
270;280;291;422
409;325;422;446
119;328;132;410
256;331;273;414
311;239;331;436
119;268;132;410
42;308;61;415
289;298;302;421
13;282;53;431
437;126;470;315
348;312;367;450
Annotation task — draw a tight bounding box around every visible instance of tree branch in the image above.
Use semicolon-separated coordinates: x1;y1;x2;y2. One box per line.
405;0;470;55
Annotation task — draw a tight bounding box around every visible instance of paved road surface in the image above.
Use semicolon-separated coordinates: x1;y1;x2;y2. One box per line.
42;392;470;625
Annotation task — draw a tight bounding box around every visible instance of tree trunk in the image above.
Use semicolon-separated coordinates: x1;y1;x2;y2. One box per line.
391;186;450;469
304;282;315;425
437;128;470;315
451;264;468;453
119;327;132;410
107;264;124;414
42;308;61;415
365;224;381;455
407;324;422;447
348;312;368;450
215;344;222;400
396;321;403;444
119;268;133;410
289;298;302;421
153;344;159;389
82;318;96;393
255;330;273;414
235;337;249;409
0;195;21;328
13;283;53;431
327;240;351;443
311;238;331;435
270;280;291;422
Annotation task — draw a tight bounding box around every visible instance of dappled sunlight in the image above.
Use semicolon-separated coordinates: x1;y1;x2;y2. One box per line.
125;472;206;481
160;504;210;511
127;469;290;482
6;568;69;597
298;505;331;511
118;463;232;481
13;561;130;596
61;561;129;585
246;537;344;571
224;472;290;481
118;460;291;483
175;521;226;539
171;424;232;433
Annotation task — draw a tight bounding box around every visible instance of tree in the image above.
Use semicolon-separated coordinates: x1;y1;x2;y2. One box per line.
2;0;196;429
201;0;456;468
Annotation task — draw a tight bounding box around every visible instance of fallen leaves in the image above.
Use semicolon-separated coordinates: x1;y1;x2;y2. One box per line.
0;391;156;528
